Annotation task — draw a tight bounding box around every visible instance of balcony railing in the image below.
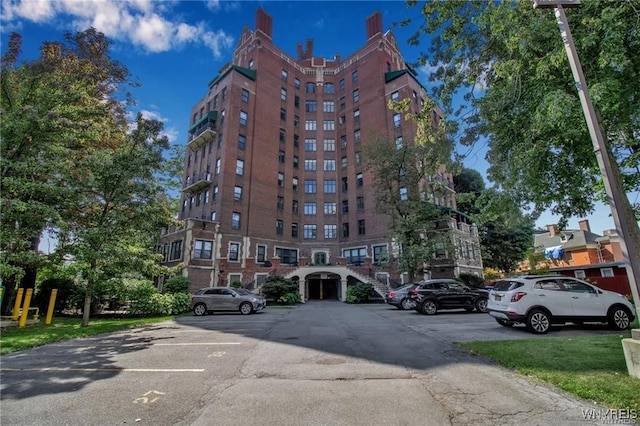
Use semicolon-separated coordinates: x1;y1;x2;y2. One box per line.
187;111;217;150
182;172;212;194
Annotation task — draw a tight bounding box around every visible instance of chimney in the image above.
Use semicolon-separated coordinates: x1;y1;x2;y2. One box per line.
305;39;314;59
548;224;558;237
256;8;273;38
578;219;591;232
297;43;303;59
366;11;383;39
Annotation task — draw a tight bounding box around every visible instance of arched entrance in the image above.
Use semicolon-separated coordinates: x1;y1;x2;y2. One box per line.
306;272;340;300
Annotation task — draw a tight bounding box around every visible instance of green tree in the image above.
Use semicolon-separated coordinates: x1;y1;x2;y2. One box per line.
453;168;485;215
57;113;173;326
0;29;132;313
405;0;639;223
363;99;455;281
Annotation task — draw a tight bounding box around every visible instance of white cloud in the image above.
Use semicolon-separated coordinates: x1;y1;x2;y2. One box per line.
3;0;234;58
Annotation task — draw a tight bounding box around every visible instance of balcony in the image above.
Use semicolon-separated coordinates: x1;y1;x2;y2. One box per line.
187;111;217;150
182;172;212;194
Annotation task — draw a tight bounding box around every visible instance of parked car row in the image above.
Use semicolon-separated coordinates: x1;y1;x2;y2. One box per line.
386;275;636;334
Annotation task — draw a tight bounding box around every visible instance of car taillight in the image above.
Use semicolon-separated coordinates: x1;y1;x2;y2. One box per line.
409;290;419;295
511;292;527;302
389;292;396;297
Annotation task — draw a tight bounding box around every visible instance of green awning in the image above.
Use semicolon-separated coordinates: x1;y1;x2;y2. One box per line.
208;65;257;89
188;111;217;133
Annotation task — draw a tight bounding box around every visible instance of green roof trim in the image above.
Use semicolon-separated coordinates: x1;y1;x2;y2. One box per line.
208;65;256;89
188;111;217;133
384;69;409;83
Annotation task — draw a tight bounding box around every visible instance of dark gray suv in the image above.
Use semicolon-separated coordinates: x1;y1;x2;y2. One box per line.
408;279;489;315
191;287;266;315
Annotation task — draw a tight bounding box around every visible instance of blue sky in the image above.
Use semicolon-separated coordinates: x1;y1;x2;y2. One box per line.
1;0;624;234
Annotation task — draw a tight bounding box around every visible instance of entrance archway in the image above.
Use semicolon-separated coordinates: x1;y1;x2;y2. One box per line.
306;272;340;300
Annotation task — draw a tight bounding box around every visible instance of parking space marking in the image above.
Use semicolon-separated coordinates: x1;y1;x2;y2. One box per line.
1;367;205;372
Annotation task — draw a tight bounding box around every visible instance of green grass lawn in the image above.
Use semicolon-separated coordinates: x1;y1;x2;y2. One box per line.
458;331;640;411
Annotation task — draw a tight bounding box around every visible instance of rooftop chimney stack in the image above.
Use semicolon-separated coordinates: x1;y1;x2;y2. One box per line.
548;224;558;236
578;219;591;232
256;8;273;38
366;12;383;39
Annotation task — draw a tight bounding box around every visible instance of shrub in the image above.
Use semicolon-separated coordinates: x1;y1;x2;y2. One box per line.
261;276;299;301
230;281;242;289
278;292;301;305
171;293;192;314
346;282;376;304
163;276;190;294
457;273;486;289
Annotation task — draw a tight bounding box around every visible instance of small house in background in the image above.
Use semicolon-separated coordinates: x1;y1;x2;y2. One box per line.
522;220;631;296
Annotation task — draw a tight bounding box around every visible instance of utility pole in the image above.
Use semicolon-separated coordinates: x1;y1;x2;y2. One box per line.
533;0;640;377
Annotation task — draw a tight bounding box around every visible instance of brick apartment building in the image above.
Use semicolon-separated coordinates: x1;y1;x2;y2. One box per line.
157;8;483;300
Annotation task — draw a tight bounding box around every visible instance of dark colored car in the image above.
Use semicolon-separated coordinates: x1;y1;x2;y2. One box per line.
408;279;489;315
191;287;266;316
384;284;418;310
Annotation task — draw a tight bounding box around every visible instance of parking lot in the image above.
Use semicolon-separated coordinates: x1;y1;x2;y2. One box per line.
1;301;611;425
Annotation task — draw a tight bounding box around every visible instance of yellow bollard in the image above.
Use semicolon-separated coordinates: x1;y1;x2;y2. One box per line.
18;288;33;328
45;289;58;325
12;288;24;320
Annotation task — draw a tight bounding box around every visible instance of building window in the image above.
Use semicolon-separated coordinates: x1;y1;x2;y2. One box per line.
234;185;242;201
323;138;335;151
257;245;267;262
305;82;316;93
291;223;298;238
238;134;246;150
294;115;300;128
324;159;336;171
574;270;586;279
279;128;286;143
276;220;283;235
281;69;288;81
305;138;317;152
305;179;317;194
217;132;223;148
324;202;337;215
339;78;345;91
279;150;285;163
356;172;363;187
352;70;358;82
304;202;317;215
213;94;218;108
213;185;218;201
277;196;284;210
323;100;335;112
324;179;336;193
305;120;317;131
341;156;347;169
342;177;348;191
323;83;335;94
396;136;403;149
281;87;287;101
323;120;335;131
601;268;614;278
293;155;299;169
231;212;241;230
358;219;365;235
305;159;317;171
303;224;317;239
357;196;364;210
292;200;299;213
221;87;227;100
355;151;361;165
292;177;298;191
236;159;244;176
294;95;300;108
353;108;360;122
306;100;317;112
276;247;298;264
400;187;408;201
241;89;250;103
373;245;388;264
342;200;349;213
240;110;248;126
170;240;182;261
204;189;209;204
248;59;253;69
294;134;300;147
393;113;401;128
278;172;284;187
343;247;365;264
280;108;286;121
324;224;337;239
294;78;300;89
391;91;399;101
354;129;361;143
229;242;240;261
341;135;347;148
215;157;221;175
194;240;213;259
210;211;216;221
352;89;359;103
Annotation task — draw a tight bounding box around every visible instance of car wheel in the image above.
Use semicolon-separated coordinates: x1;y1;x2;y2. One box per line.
526;309;550;334
496;319;514;327
420;299;438;315
401;298;413;310
193;303;207;316
475;298;488;313
608;306;631;330
239;302;253;315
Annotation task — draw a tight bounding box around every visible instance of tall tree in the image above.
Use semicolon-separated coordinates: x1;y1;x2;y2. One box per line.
404;0;639;223
363;99;455;281
0;29;132;313
453;167;485;215
57;114;173;326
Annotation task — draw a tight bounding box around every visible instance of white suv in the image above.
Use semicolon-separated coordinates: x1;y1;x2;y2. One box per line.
487;275;635;334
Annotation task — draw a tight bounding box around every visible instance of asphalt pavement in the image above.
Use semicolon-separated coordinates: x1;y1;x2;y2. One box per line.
1;301;620;425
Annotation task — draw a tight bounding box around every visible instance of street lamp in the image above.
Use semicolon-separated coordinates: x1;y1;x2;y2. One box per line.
533;0;640;377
